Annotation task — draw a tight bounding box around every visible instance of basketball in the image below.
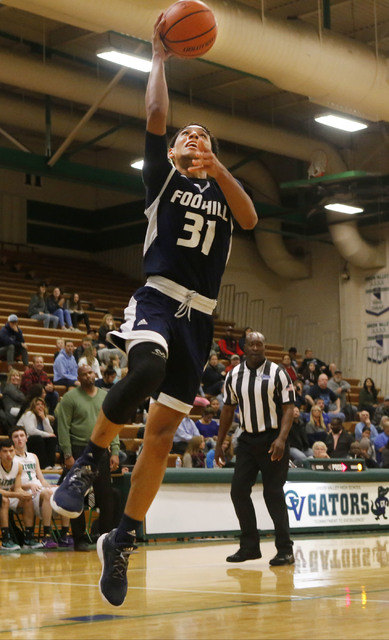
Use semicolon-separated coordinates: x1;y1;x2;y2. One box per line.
161;0;217;58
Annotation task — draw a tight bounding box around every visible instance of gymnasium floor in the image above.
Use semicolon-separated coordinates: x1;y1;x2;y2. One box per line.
1;531;388;639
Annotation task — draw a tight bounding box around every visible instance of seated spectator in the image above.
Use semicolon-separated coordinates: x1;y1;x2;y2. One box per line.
27;281;59;329
46;286;73;330
358;377;378;420
201;353;225;396
302;361;319;392
374;418;389;465
281;354;298;382
381;438;389;468
305;374;346;421
354;410;379;442
361;438;379;467
0;314;29;368
288;347;299;370
20;355;59;416
53;338;65;360
238;326;253;353
196;406;219;440
209;396;221;419
108;353;125;382
66;293;91;333
53;340;80;388
2;368;26;428
95;366;117;390
218;326;244;361
0;438;41;550
312;441;330;458
373;395;389;426
182;435;206;468
16;383;51;422
17;397;57;469
78;344;102;379
305;405;328;446
289;406;313;463
206;435;235;468
74;336;92;363
225;354;241;374
293;379;306;411
97;313;126;368
298;348;327;376
327;369;357;421
11;426;72;548
171;415;200;456
325;417;354;458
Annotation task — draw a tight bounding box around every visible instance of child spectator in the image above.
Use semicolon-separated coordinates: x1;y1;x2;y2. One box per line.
182;435;206;468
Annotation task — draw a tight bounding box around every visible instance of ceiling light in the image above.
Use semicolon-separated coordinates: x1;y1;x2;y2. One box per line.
131;159;144;170
97;49;152;72
324;203;364;214
315;115;368;132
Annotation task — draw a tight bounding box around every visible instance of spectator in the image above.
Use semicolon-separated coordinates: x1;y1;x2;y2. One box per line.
53;340;80;388
201;353;225;396
195;406;219;439
354;410;378;442
327;369;357;420
358;377;378;420
354;438;379;468
301;361;319;392
78;344;102;379
108;353;125;382
20;355;59;416
325;417;354;458
55;364;120;551
305;405;328;446
17;397;57;469
312;441;330;458
66;293;91;333
218;326;244;361
238;326;253;353
54;338;65;361
46;286;73;330
381;438;389;468
281;354;298;382
2;368;26;428
206;434;235;468
373;418;389;465
171;415;200;456
27;281;59;329
298;348;327;376
225;354;241;374
0;314;29;368
209;396;221;419
95;366;117;390
288;347;298;370
373;395;389;426
288;406;313;463
305;374;346;421
97;314;126;368
182;435;206;468
74;337;92;363
293;379;306;411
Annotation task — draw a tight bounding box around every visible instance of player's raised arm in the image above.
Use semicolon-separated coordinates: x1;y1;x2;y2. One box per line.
146;14;171;136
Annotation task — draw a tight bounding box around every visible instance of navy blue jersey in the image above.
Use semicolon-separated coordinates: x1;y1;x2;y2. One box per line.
142;131;234;299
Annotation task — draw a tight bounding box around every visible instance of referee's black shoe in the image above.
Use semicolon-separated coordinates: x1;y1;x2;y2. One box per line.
269;552;295;566
226;548;262;563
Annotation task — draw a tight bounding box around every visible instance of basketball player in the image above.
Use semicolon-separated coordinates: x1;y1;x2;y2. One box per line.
52;14;257;606
11;427;72;548
0;439;40;550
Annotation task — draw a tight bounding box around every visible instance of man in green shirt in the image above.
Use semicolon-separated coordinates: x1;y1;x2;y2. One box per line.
54;364;120;551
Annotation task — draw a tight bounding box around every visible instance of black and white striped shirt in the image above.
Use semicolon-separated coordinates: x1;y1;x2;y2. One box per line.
224;359;295;434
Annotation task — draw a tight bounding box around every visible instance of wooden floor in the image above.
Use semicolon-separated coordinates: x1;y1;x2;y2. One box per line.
1;531;389;639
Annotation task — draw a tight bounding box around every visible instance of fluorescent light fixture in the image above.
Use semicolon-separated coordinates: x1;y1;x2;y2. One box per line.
325;203;364;214
97;49;152;72
315;114;367;132
131;159;144;170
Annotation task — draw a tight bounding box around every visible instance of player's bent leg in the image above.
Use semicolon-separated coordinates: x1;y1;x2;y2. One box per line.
51;342;167;519
98;403;184;607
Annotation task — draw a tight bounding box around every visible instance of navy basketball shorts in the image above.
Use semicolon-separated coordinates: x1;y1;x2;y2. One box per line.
109;286;214;414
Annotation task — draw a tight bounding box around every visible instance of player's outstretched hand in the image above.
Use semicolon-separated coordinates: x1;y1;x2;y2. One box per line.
188;137;223;178
153;13;173;61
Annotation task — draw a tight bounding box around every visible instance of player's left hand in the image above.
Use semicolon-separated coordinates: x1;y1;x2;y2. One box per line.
268;437;286;462
188;137;222;178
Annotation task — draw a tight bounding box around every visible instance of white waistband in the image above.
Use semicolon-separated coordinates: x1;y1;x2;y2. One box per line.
145;275;217;319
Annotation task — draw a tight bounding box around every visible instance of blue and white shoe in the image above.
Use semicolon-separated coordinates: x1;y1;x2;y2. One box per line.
97;529;137;607
50;458;98;518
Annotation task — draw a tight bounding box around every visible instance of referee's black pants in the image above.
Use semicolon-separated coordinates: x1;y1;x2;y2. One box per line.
231;430;293;554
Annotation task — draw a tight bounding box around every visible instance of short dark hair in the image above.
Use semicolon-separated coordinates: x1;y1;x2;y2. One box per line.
104;366;116;378
10;426;27;438
0;439;14;450
169;122;219;156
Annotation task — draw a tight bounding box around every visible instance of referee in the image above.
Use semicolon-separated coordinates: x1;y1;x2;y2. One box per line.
214;331;295;566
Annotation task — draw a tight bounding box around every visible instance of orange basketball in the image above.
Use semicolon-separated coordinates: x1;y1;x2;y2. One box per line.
161;0;217;58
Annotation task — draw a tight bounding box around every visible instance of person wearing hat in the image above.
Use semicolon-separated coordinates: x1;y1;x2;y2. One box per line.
327;368;357;421
225;354;241;374
0;315;29;368
373;394;389;426
28;282;59;329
